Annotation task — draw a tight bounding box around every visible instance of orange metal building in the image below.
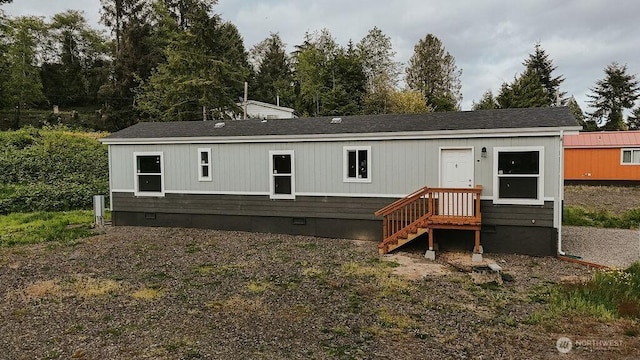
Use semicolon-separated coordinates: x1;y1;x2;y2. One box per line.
564;131;640;182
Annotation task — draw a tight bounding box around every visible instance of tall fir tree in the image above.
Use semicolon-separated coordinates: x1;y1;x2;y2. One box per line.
405;33;462;111
523;43;565;106
587;62;640;130
250;33;294;108
136;5;250;121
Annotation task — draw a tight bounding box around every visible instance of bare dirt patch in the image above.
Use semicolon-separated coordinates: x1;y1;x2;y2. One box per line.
0;226;638;359
565;185;640;214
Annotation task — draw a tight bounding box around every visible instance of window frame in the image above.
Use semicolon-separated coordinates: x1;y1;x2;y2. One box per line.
134;151;164;197
621;148;640;165
198;148;212;182
269;150;295;200
343;146;372;183
492;146;544;205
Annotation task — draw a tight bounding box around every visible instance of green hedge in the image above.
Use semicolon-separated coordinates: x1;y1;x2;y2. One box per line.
0;127;108;214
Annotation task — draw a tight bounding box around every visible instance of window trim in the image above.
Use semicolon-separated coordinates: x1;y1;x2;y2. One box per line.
269;150;295;200
134;151;164;197
343;146;372;183
621;148;640;165
492;146;544;205
198;148;212;181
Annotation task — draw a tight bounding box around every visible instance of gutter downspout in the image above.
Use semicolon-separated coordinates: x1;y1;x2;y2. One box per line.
557;129;566;256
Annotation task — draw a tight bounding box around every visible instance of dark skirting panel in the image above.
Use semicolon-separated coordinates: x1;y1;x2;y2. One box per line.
112;211;382;241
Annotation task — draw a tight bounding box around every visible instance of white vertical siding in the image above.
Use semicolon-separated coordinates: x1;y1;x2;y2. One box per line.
109;135;560;199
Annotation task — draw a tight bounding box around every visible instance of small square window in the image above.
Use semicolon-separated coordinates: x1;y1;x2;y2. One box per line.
344;146;371;183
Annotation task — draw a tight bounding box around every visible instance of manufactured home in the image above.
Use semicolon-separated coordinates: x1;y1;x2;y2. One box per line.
565;130;640;184
101;107;580;259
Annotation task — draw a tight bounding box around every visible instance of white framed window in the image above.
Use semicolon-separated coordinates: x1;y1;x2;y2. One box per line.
493;146;544;205
343;146;371;183
269;150;295;199
134;152;164;197
621;148;640;165
198;148;212;181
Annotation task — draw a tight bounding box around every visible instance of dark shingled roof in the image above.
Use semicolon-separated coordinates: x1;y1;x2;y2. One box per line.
104;107;579;140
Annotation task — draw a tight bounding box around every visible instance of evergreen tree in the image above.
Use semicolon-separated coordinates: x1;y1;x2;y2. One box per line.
496;68;547;109
567;96;597;131
293;29;336;116
250;33;294;108
628;107;640;130
523;43;565;106
99;0;157;129
136;7;251;121
472;90;498;110
405;33;462;111
587;62;640;130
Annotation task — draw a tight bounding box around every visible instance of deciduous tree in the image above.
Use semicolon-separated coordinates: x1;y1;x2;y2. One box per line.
405;34;462;111
5;16;48;128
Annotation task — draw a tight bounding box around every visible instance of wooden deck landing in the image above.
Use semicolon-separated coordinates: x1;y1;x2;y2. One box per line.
375;186;482;255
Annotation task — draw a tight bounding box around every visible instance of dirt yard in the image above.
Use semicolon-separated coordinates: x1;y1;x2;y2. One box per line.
565;185;640;214
1;226;638;359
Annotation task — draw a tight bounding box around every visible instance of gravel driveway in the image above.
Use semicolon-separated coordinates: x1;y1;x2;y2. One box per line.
562;226;640;268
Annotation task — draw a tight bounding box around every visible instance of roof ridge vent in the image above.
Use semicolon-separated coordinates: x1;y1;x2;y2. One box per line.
330;117;342;124
214;122;225;128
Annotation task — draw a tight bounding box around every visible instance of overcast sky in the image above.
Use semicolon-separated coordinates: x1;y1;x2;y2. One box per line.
5;0;640;112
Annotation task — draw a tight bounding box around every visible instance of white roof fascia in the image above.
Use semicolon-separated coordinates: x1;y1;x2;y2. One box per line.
100;126;581;145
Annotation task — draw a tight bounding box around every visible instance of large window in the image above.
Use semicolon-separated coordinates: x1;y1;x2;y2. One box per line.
343;146;371;183
134;152;164;196
198;148;212;181
621;148;640;165
493;147;544;204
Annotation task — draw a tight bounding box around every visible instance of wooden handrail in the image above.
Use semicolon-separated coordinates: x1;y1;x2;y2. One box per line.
376;185;483;254
374;186;430;217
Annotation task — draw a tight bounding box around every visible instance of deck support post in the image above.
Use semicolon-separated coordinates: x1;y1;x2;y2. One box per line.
425;227;436;260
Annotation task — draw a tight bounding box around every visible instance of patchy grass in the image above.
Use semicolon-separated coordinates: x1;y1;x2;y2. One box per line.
0;210;99;247
563;205;640;229
536;262;640;322
131;287;164;301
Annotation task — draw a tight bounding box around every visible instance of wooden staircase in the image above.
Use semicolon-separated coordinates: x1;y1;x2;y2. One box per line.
375;186;483;255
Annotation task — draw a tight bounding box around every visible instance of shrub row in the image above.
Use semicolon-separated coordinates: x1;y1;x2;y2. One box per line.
0;182;108;215
0;126;108;214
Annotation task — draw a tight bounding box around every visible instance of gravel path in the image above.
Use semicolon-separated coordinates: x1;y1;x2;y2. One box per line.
562;226;640;268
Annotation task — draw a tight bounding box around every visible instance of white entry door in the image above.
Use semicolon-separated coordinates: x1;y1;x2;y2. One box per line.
440;148;474;188
439;148;474;215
